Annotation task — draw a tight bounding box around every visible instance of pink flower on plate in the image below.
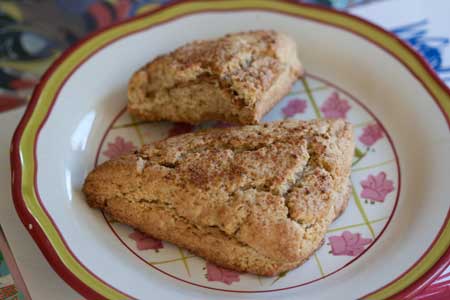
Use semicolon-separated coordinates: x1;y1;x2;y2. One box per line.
168;122;194;137
328;231;372;256
128;230;163;251
360;171;394;202
206;262;240;285
359;123;384;147
282;99;307;118
320;92;351;119
102;136;136;159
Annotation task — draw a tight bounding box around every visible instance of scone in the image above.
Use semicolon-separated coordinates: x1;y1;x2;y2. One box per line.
83;119;354;276
128;30;302;125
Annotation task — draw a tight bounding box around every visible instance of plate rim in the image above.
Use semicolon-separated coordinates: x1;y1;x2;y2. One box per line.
9;1;450;299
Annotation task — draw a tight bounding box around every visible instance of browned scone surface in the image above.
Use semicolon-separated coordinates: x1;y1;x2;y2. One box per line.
83;119;354;276
128;30;302;125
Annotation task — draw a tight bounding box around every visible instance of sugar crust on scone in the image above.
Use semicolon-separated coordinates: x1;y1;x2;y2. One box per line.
83;119;354;276
128;30;302;125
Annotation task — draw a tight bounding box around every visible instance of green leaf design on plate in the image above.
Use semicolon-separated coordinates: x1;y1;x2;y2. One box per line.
353;147;369;167
354;147;364;158
271;270;289;285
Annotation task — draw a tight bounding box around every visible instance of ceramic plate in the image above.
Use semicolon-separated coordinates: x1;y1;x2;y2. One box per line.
11;1;450;299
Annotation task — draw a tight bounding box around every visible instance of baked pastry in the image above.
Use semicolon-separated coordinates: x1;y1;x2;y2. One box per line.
128;30;302;125
83;119;354;276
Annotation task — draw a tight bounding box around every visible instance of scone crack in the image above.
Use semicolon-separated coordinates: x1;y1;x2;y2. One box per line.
131;136;331;257
83;120;354;275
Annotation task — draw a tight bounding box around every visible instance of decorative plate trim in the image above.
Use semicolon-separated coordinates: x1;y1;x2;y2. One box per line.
10;1;450;299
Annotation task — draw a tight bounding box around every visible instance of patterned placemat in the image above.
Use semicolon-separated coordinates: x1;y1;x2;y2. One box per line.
0;229;23;300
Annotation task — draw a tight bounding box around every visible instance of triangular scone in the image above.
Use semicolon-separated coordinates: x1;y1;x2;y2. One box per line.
83;119;354;276
128;30;302;125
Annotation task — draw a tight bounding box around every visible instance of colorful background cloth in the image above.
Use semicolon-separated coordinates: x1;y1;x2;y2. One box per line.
0;229;23;300
0;1;449;300
0;0;161;112
0;0;376;113
1;0;449;114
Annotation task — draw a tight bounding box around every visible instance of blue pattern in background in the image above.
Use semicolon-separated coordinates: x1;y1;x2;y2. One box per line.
392;20;450;82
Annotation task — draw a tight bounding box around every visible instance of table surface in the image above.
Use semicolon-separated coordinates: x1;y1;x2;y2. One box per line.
0;1;449;299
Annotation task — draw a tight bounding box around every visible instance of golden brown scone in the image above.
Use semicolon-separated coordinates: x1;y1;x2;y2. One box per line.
83;119;354;276
128;30;302;125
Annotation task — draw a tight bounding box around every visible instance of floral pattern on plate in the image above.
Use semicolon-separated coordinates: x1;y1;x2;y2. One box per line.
328;231;373;256
96;74;400;292
205;262;240;285
360;172;395;203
